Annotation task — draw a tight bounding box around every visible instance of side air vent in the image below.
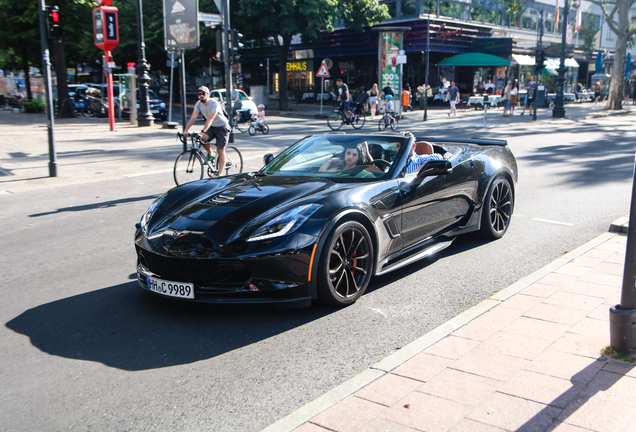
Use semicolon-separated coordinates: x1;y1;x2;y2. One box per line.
201;195;257;207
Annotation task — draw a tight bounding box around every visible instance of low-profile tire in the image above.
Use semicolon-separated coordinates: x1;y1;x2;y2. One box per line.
480;176;513;239
318;220;374;307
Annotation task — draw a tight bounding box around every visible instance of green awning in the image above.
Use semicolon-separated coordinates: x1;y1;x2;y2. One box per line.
439;53;511;67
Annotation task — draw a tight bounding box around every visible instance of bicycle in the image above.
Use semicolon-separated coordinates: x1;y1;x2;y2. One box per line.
232;109;254;133
327;102;366;131
173;132;244;186
378;112;399;131
248;122;269;135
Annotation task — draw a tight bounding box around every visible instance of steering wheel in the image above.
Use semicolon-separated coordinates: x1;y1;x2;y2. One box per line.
371;159;391;171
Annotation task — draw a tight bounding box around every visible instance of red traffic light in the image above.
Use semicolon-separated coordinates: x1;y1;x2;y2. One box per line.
51;11;60;22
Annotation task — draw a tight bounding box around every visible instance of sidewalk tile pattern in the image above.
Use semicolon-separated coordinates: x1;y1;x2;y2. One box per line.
283;233;636;432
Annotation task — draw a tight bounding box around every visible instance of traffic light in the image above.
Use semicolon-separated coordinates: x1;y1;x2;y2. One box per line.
534;50;545;74
215;29;224;62
230;29;243;61
46;6;64;42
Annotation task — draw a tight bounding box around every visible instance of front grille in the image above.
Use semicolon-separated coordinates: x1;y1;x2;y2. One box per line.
137;246;250;287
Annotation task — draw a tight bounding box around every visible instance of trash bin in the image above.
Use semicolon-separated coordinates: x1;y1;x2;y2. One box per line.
535;89;548;108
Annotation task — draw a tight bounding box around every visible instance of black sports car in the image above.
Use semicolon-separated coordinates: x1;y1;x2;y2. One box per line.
135;133;517;307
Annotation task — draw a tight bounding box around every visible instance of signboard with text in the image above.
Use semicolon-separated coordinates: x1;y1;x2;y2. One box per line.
379;32;402;90
163;0;200;50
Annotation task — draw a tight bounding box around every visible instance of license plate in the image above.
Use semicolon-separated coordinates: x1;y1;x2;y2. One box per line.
147;275;194;299
151;110;159;113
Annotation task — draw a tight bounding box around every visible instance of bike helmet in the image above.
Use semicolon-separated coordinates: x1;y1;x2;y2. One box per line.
385;94;393;99
257;104;265;109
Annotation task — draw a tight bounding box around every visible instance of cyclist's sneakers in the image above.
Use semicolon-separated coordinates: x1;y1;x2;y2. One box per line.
207;154;215;163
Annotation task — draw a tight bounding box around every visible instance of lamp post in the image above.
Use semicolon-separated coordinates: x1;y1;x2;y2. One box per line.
135;0;154;126
423;11;430;122
553;0;569;118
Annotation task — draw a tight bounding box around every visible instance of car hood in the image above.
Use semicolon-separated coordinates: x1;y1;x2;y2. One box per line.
149;174;335;234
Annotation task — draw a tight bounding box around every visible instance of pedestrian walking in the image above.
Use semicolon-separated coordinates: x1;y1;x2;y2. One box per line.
401;85;412;112
510;81;518;115
445;81;460;117
369;83;379;118
502;80;512;117
594;81;601;104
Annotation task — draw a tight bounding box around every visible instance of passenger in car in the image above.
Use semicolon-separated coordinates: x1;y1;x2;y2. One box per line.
405;141;444;174
320;141;372;171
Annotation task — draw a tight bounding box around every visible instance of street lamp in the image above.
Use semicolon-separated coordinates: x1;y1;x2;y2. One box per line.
553;0;569;118
135;0;154;126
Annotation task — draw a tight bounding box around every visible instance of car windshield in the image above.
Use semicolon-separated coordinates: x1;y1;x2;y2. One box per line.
261;135;410;181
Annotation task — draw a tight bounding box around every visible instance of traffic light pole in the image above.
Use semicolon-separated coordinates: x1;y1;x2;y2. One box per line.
39;0;57;177
224;0;234;143
423;12;430;122
533;11;544;122
553;0;569;118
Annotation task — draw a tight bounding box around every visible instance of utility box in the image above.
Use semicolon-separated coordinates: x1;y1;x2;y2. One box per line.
535;88;548;108
250;85;269;108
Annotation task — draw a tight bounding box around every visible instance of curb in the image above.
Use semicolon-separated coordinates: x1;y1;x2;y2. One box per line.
260;222;626;432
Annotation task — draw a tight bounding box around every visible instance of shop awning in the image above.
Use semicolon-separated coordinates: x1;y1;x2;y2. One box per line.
439;53;511;66
544;58;580;69
511;54;535;65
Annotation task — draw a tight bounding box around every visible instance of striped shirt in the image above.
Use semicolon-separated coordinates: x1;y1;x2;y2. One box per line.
405;153;444;174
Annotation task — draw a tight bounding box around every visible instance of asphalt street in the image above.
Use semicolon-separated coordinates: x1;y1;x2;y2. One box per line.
1;108;635;431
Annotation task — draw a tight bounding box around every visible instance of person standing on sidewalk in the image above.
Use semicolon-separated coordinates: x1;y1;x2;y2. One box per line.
381;82;395;101
183;86;230;174
502;80;512;117
510;80;519;115
369;83;379;118
521;75;536;115
446;81;460;117
401;85;412;112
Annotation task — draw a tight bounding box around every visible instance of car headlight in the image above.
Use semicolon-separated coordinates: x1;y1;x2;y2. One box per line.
159;102;166;109
247;204;322;242
140;194;166;232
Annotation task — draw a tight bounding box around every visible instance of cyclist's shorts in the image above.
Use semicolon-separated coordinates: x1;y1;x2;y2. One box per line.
204;125;230;149
342;101;350;112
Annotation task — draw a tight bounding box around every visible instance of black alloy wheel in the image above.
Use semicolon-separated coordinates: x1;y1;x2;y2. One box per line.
480;176;513;239
318;221;374;306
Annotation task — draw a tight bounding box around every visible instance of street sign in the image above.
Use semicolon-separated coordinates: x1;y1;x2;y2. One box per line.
167;60;177;68
316;62;330;78
566;25;573;45
167;51;178;61
163;0;200;50
323;58;333;69
198;12;222;25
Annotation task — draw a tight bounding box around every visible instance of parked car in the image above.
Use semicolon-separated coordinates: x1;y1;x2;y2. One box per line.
135;133;517;308
210;88;258;115
119;88;167;121
67;84;106;116
84;83;121;116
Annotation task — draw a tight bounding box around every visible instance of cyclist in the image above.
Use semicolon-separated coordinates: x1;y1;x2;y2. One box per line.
336;78;353;122
254;104;266;131
183;86;230;174
382;94;395;124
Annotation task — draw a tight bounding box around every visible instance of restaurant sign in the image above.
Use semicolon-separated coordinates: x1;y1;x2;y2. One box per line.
286;61;308;71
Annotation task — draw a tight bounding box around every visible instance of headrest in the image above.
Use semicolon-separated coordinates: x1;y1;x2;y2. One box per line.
415;141;434;156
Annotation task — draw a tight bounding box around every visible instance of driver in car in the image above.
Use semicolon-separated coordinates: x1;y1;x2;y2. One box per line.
320;141;372;172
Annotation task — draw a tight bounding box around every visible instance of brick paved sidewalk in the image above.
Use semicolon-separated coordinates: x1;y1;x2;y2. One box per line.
263;227;636;432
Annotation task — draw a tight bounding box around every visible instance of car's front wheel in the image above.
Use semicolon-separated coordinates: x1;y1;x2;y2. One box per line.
480;176;513;239
318;221;374;307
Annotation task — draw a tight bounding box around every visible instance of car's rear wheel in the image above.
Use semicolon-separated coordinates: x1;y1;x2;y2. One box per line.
480;176;513;239
318;221;374;307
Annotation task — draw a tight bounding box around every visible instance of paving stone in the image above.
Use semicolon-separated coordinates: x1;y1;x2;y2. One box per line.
602;360;636;378
568;317;609;339
570;256;603;268
537;273;578;288
524;349;605;384
293;423;332;432
498;370;577;408
543;291;603;312
416;368;502;407
558;393;636;431
422;335;480;360
384;391;474;432
452;307;523;342
499;294;544;312
354;373;422;407
553;263;591;277
520;283;562;298
524;303;588;326
561;280;618;299
581;371;636;407
450;348;529;382
590;261;625;276
478;330;555;360
467;392;560;432
448;418;507;432
353;417;421;432
581;248;616;260
502;316;569;341
576;272;622;288
391;353;453;383
550;332;607;359
587;303;611;321
310;395;387;432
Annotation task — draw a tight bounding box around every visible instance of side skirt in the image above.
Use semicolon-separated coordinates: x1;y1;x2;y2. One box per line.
375;239;454;276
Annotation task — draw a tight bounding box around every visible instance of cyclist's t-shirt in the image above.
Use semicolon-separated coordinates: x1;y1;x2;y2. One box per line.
383;100;394;113
338;83;349;101
195;98;228;128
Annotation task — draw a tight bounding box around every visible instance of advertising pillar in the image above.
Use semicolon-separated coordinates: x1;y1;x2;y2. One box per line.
376;28;410;115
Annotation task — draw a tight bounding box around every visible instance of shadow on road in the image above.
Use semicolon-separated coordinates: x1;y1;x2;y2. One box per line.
5;283;333;371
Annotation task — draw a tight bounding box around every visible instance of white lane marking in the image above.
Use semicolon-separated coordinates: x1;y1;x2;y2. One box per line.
532;218;575;226
369;308;387;317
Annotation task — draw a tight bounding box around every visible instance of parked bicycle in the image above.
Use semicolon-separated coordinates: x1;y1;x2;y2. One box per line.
174;132;243;186
232;109;255;133
327;102;366;131
378;111;399;131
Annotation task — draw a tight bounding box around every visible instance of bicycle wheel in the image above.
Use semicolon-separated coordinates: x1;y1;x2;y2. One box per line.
248;124;257;136
261;124;269;134
174;150;204;186
390;117;399;131
378;117;387;131
235;121;250;133
328;111;344;130
351;112;366;129
222;145;243;176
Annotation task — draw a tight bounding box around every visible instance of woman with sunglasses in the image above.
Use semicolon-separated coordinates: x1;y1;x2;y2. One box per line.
183;86;230;173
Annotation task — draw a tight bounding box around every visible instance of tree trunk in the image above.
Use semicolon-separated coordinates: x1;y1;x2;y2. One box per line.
21;45;32;100
605;0;629;110
275;35;292;111
51;40;73;118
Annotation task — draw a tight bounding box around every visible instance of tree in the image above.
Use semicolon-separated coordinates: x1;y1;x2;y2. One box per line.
576;12;600;57
588;0;636;110
237;0;389;111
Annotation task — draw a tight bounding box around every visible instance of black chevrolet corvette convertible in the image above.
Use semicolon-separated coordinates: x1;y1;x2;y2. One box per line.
135;133;517;307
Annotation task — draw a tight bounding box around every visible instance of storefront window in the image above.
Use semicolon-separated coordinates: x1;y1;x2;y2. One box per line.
440;1;461;19
402;0;417;16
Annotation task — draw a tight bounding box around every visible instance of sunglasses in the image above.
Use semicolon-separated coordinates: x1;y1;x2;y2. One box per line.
198;92;206;96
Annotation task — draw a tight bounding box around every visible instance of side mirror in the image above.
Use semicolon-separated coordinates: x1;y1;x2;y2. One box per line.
411;159;452;189
263;153;274;165
249;96;254;100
